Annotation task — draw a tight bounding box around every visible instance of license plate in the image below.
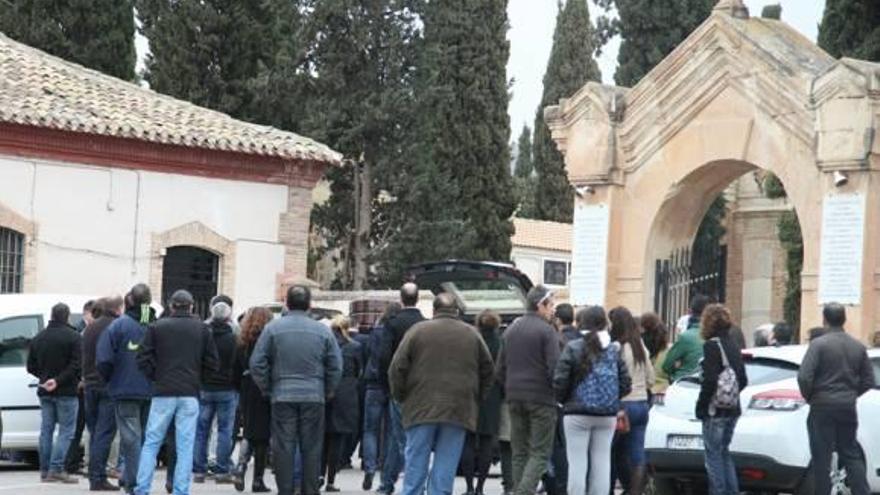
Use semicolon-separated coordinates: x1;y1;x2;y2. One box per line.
667;435;704;450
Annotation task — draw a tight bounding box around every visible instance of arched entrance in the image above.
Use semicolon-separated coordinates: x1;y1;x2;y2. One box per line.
162;246;219;319
546;2;880;341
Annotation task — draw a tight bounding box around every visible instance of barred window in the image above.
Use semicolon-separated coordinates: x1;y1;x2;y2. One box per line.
0;227;24;294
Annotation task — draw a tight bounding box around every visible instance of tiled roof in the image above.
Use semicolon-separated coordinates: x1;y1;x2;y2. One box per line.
512;217;572;253
0;33;341;164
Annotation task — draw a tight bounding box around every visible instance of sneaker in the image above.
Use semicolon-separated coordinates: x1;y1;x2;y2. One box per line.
324;485;341;492
215;473;236;484
193;474;206;484
40;473;51;483
164;482;172;494
47;472;80;484
90;480;121;491
363;472;375;491
107;468;122;480
252;479;271;493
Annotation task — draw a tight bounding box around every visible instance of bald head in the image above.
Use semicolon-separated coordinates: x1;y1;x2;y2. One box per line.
401;282;419;307
433;293;457;314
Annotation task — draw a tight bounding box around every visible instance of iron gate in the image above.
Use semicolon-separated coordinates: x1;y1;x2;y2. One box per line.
162;246;219;320
654;245;727;332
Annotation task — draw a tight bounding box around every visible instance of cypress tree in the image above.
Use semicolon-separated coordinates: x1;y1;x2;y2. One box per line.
611;0;714;87
305;0;418;289
818;0;880;61
532;0;602;223
384;0;516;277
514;125;539;218
136;0;273;120
0;0;136;80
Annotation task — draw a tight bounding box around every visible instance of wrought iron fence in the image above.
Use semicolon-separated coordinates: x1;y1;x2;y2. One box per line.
654;245;727;336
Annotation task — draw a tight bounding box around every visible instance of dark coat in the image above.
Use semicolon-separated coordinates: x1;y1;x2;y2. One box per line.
326;336;363;433
235;342;271;442
798;327;874;408
203;320;239;391
390;314;494;431
476;327;503;436
696;330;748;420
137;312;219;397
27;321;81;396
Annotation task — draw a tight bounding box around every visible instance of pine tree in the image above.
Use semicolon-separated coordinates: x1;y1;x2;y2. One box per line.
384;0;516;278
0;0;136;80
610;0;714;87
532;0;601;222
305;0;418;289
818;0;880;62
136;0;274;120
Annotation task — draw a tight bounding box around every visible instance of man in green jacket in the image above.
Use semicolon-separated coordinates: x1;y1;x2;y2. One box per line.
662;296;707;382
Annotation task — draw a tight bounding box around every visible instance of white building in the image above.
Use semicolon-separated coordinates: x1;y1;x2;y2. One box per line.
0;34;340;315
510;218;572;290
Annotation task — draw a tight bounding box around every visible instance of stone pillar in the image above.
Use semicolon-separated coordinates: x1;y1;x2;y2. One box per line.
277;185;313;298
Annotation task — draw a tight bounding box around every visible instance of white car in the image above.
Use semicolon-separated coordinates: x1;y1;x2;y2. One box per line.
646;345;880;494
0;293;94;461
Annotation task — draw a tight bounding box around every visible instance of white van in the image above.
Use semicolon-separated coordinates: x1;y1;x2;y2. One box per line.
0;294;94;459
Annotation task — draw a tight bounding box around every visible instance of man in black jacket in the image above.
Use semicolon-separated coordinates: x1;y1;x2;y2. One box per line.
133;290;219;495
193;300;240;483
82;296;124;491
378;283;425;495
798;303;875;495
27;303;82;484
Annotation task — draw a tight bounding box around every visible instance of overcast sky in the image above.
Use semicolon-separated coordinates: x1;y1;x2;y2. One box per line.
507;0;827;135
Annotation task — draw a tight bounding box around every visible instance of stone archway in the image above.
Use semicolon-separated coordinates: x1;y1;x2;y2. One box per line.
149;221;235;305
546;0;880;341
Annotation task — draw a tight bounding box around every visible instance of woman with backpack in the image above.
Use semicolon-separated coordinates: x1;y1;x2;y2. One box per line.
695;304;748;495
553;306;632;495
609;307;655;494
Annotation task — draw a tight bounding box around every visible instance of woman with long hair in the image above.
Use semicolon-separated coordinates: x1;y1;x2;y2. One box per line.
639;313;670;397
461;310;504;495
233;306;274;493
323;315;363;492
696;304;747;495
554;306;631;495
609;307;655;495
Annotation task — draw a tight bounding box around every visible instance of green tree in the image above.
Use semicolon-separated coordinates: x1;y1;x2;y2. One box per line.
0;0;136;80
514;125;538;218
384;0;516;278
136;0;274;120
600;0;714;88
818;0;880;61
305;0;418;289
533;0;602;222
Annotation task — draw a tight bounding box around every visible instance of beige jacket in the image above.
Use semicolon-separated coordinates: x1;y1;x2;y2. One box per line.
621;341;656;402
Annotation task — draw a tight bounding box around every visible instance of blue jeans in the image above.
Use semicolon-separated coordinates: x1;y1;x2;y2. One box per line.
362;388;389;475
135;397;199;495
381;401;406;492
38;395;79;475
116;399;150;491
85;387;117;485
623;401;650;466
193;390;239;475
402;423;466;495
702;416;739;495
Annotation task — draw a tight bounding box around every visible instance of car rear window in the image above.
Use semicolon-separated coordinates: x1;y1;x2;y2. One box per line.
674;357;798;388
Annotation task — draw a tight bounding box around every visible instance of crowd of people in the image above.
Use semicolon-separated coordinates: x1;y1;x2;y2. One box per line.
22;279;878;495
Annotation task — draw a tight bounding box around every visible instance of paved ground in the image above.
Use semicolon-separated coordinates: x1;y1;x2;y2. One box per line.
0;462;507;495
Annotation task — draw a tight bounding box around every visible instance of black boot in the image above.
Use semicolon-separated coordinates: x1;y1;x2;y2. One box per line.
252;478;271;493
234;463;247;492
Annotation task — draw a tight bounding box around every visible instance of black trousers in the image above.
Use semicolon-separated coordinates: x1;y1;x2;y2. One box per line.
273;402;325;495
807;406;870;495
323;432;346;485
462;432;497;493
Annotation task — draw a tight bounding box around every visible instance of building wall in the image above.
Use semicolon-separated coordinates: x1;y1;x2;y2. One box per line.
0;153;297;311
511;246;571;289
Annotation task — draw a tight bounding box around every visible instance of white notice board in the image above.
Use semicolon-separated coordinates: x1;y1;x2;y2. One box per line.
570;202;610;306
818;193;865;305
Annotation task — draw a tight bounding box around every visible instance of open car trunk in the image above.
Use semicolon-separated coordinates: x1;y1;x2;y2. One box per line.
407;260;534;326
